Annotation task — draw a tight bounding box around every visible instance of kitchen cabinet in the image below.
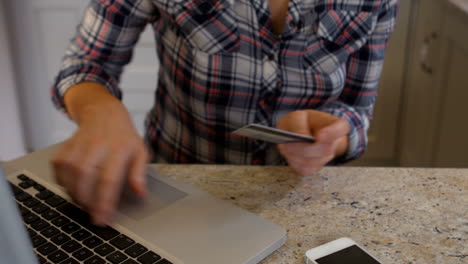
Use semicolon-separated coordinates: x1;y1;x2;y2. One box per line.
432;1;468;167
399;0;468;167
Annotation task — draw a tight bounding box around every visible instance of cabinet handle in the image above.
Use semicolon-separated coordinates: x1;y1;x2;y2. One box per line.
419;32;438;75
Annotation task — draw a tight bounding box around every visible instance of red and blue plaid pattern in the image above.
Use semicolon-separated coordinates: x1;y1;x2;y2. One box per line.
52;0;399;165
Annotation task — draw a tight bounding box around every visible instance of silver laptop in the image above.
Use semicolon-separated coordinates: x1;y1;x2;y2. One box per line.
0;160;285;264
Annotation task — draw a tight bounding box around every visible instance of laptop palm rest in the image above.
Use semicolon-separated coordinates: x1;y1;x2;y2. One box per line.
118;176;188;220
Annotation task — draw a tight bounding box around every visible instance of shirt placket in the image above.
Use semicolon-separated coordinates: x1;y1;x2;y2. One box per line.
251;0;303;164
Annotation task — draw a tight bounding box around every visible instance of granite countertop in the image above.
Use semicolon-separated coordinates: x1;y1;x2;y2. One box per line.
4;146;467;263
153;165;467;264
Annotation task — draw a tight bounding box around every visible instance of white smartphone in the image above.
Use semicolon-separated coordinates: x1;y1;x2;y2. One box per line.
305;238;383;264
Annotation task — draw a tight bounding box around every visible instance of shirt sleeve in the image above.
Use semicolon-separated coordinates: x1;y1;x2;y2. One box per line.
51;0;159;114
318;0;400;163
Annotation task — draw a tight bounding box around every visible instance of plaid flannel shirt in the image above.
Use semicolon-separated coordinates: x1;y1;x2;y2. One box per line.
52;0;399;165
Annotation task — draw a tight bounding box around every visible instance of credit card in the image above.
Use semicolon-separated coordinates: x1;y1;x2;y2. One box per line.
232;124;316;144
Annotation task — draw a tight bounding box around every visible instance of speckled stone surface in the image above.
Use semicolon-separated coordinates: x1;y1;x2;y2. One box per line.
152;165;468;264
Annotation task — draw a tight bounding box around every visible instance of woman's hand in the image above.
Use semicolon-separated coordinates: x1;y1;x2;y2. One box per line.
277;110;350;175
51;82;149;226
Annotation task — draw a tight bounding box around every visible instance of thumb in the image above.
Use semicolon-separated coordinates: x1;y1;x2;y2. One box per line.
316;118;350;143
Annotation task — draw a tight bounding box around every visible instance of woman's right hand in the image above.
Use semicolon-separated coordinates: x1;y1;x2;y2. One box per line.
51;82;149;226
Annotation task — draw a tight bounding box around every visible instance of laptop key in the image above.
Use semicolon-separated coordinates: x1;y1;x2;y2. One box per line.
32;235;47;247
110;234;135;250
84;255;106;264
36;254;47;264
124;243;147;258
24;213;39;224
72;248;94;261
42;209;60;220
47;249;68;263
36;190;54;200
61;222;80;234
27;227;37;238
16;191;32;202
31;219;51;231
10;183;22;195
37;242;58;255
94;243;115;256
72;229;91;241
32;202;50;214
83;236;103;249
137;251;161;264
19;181;33;189
45;195;66;207
19;205;31;217
87;225;119;241
106;251;128;263
59;258;79;264
34;184;46;191
61;240;82;253
57;203;91;227
18;174;29;181
50;233;71;246
41;226;60;238
26;178;37;185
51;216;71;227
24;197;40;207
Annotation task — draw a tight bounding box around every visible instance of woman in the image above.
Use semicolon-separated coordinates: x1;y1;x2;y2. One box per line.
51;0;399;225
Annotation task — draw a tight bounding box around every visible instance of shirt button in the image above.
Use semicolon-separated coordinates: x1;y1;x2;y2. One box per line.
268;53;277;61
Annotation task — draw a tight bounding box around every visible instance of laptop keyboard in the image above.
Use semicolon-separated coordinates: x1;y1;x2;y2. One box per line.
9;174;173;264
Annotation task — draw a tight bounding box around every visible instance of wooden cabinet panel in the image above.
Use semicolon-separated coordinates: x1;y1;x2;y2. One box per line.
434;47;468;166
433;2;468;167
399;0;468;167
398;0;446;166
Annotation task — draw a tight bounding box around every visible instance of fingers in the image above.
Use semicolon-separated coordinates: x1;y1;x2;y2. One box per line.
279;142;334;159
52;142;82;196
73;145;106;209
277;110;310;135
52;137;147;226
316;118;350;143
277;110;351;176
52;139;108;210
127;145;149;197
279;143;334;176
92;150;130;225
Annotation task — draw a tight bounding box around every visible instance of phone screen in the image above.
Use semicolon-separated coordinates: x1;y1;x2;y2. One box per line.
315;245;381;264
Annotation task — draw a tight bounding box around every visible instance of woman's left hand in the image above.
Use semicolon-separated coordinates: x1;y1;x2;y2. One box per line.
277;110;350;175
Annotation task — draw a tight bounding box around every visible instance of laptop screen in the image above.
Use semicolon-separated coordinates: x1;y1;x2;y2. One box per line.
0;165;38;263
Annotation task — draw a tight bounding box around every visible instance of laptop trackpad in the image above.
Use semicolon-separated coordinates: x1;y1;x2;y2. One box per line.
118;176;187;220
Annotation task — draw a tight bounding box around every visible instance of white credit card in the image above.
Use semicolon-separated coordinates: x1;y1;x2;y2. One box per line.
232;124;316;144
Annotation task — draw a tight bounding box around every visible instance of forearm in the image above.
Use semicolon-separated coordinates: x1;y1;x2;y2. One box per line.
63;82;126;126
334;136;349;158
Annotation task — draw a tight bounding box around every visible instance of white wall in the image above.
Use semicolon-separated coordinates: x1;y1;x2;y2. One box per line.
0;0;26;161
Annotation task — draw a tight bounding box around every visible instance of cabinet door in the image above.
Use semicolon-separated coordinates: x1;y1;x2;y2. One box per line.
433;3;468;167
398;0;446;167
6;0;158;150
399;0;468;167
